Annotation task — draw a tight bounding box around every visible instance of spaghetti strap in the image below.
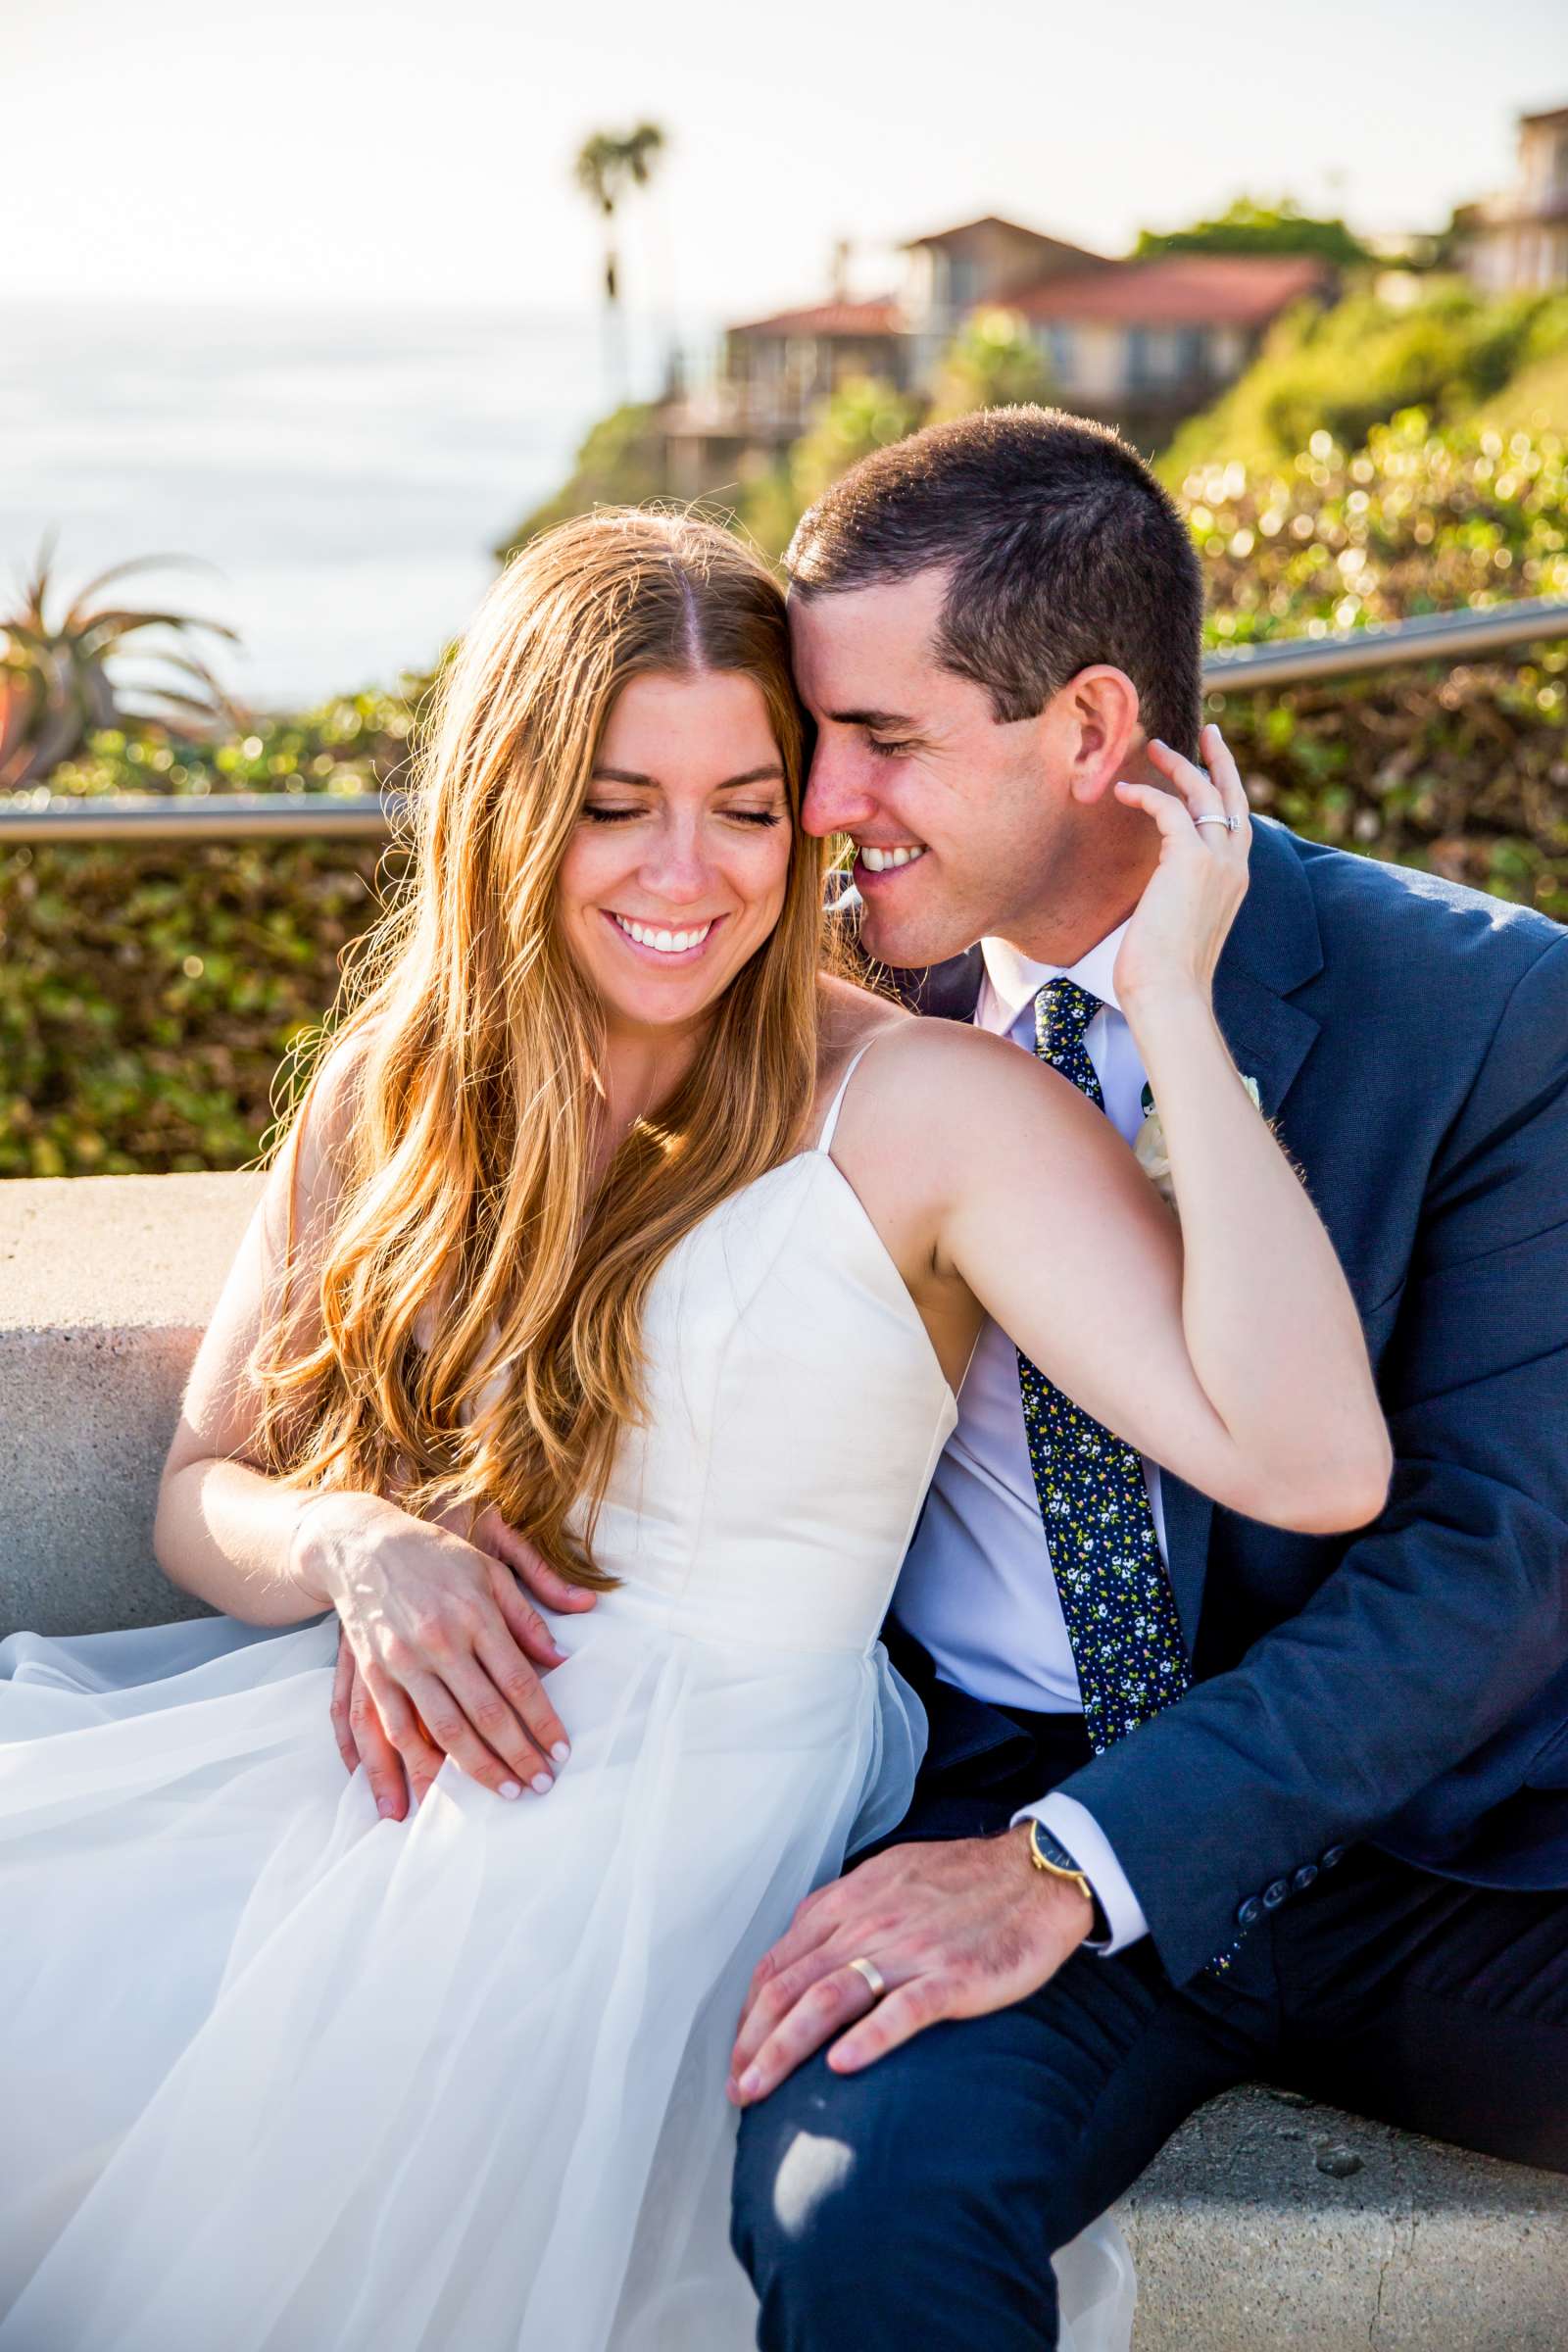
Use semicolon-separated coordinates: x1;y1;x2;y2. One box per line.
815;1039;879;1154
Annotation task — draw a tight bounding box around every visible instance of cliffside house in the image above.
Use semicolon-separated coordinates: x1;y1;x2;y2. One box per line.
1460;102;1568;294
659;216;1335;494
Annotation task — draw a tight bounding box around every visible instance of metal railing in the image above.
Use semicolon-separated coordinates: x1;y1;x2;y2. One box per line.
3;594;1565;846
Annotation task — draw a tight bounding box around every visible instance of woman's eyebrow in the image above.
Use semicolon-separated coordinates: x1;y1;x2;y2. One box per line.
589;764;785;789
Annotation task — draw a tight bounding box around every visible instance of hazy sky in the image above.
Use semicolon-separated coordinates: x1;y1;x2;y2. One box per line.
8;0;1564;322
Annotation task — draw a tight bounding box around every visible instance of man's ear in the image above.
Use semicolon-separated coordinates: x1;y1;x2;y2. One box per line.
1053;666;1143;806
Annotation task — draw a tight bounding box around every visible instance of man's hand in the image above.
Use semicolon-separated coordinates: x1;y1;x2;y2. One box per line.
726;1826;1094;2106
327;1503;597;1821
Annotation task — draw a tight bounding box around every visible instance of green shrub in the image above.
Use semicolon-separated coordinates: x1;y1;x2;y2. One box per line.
1135;197;1371;269
1161;278;1568;481
33;684;420;806
1193;413;1568;918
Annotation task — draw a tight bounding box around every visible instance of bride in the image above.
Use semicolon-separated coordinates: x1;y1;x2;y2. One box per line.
0;510;1390;2352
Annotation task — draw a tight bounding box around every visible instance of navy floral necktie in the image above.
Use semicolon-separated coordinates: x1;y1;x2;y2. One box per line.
1015;977;1193;1754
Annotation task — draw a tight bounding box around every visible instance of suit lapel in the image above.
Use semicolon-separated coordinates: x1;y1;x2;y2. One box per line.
1162;819;1325;1643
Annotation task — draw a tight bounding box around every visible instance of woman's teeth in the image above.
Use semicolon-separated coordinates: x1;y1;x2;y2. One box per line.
858;845;926;873
612;914;714;956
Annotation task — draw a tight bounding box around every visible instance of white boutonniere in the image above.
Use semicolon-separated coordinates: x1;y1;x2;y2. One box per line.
1134;1073;1263;1207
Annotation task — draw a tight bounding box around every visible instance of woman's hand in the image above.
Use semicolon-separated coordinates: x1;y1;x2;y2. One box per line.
297;1489;594;1817
1111;722;1251;1013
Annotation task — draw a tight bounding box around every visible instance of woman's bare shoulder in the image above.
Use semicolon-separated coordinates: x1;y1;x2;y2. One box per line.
835;1013;1075;1148
816;971;912;1061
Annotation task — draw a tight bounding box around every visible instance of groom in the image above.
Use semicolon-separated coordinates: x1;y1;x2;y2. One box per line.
723;406;1568;2348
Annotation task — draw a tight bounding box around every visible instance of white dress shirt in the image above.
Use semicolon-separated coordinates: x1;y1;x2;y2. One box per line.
893;920;1157;1952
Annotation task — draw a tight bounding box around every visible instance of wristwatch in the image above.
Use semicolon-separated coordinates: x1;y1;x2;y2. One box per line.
1021;1818;1111;1944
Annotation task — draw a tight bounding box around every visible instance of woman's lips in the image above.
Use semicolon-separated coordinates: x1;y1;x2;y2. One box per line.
604;909;726;961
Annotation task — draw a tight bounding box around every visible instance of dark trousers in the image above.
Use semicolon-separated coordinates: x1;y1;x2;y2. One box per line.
730;1668;1568;2352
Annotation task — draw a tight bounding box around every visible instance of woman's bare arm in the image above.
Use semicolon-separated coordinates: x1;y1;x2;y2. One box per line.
153;1042;370;1622
151;1037;578;1807
923;1019;1386;1531
830;748;1391;1538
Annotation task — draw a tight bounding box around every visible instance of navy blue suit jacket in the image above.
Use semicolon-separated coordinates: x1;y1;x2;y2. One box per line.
894;816;1568;1987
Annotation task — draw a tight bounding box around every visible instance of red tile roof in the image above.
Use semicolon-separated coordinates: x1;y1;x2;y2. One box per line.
729;297;902;339
1012;254;1333;327
901;215;1102;255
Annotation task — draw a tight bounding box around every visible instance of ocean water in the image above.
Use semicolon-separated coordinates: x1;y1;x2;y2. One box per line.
3;303;679;712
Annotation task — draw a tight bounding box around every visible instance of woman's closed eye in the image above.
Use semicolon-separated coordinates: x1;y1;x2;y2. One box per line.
581;804;782;828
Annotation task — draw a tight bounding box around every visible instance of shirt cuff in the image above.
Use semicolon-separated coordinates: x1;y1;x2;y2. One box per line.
1010;1792;1151;1956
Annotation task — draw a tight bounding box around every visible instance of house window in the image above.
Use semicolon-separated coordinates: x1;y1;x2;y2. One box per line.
946;255;979;311
1125;327;1157;387
1175;326;1207;378
1127;327;1201;389
1046;325;1076;384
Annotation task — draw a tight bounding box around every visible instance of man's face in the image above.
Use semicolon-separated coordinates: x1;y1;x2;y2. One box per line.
792;568;1076;970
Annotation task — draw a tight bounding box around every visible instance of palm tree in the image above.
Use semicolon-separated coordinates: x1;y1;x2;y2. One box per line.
0;540;245;789
573;122;667;406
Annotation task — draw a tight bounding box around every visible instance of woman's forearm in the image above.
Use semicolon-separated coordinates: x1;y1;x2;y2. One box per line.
1126;986;1391;1526
153;1454;358;1626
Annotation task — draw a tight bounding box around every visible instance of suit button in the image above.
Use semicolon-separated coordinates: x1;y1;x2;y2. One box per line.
1293;1864;1319;1892
1321;1844;1348;1870
1237;1895;1264;1928
1262;1879;1291;1910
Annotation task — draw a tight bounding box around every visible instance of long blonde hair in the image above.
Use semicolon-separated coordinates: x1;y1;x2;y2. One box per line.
247;509;827;1587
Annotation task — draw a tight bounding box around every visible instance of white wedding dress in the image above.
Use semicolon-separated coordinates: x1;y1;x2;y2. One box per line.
0;1056;1135;2352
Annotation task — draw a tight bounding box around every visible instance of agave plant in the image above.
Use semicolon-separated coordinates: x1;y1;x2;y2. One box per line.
0;538;246;790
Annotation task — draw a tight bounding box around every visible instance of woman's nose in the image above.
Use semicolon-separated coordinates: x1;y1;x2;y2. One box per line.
639;823;713;904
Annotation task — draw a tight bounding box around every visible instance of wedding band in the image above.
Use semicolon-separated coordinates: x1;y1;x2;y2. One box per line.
1194;813;1239;832
847;1956;887;2002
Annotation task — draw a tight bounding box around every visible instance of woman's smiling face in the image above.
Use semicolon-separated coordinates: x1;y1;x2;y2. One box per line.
557;669;795;1037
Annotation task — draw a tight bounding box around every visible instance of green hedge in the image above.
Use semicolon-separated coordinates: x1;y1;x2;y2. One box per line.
0;837;407;1177
0;687;426;1177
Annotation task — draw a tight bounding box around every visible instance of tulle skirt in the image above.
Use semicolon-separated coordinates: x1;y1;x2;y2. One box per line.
0;1596;1134;2351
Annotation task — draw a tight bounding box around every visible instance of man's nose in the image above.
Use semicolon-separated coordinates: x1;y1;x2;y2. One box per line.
801;744;879;839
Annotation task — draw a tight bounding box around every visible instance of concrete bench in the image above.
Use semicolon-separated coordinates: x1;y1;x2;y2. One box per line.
4;1171;1566;2347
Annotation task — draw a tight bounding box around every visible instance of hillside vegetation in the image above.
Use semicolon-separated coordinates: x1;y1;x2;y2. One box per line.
1159;275;1568;482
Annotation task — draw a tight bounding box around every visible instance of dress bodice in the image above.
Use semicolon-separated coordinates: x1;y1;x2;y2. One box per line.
579;1146;957;1651
424;1056;959;1659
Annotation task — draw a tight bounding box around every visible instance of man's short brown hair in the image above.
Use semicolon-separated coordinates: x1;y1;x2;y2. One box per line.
786;405;1203;756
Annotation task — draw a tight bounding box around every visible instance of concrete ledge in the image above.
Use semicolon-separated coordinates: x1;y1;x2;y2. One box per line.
1120;2083;1568;2347
3;1173;1566;2345
1;1171;265;1634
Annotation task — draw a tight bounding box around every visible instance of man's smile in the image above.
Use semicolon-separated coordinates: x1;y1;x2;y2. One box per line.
854;841;929;877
